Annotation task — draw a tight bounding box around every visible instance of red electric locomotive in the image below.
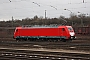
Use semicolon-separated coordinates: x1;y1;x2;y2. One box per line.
13;25;75;42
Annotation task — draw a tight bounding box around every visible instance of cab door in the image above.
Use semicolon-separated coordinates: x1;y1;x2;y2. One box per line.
62;28;66;36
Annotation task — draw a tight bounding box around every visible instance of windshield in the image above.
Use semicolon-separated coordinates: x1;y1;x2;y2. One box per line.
68;27;73;31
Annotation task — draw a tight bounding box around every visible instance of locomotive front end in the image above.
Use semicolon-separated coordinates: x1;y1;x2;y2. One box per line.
67;26;76;40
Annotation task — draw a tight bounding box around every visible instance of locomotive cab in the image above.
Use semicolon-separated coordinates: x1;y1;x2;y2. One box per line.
67;26;75;40
13;27;21;39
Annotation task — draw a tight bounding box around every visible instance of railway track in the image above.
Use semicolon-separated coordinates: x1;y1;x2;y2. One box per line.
0;39;90;60
0;40;90;51
0;48;90;60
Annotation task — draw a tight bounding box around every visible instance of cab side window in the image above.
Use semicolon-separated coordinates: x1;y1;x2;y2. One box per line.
15;29;18;32
62;28;65;31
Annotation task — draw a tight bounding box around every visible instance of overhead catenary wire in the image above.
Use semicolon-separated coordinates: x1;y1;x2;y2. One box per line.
50;5;57;10
32;2;40;7
0;0;89;19
4;0;89;9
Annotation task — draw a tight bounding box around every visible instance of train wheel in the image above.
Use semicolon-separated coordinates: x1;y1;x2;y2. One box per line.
16;38;20;42
16;39;19;42
23;38;27;41
62;39;66;42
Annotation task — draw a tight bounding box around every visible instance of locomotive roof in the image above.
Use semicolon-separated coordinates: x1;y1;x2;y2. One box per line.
22;25;58;27
16;25;72;29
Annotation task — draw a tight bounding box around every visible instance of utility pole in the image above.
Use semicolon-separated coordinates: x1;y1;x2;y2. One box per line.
83;0;84;3
81;19;84;26
45;10;46;19
12;16;14;27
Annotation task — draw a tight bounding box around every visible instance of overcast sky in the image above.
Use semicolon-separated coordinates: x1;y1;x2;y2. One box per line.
0;0;90;21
